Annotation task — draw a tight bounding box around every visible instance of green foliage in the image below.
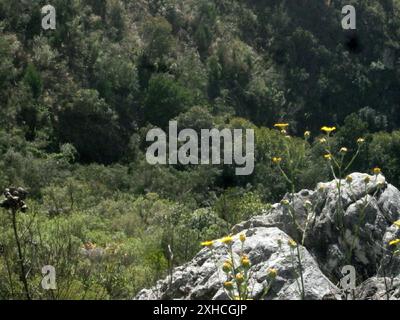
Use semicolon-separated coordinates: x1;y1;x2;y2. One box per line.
56;89;124;163
144;74;194;127
1;0;400;300
367;131;400;187
23;63;42;100
213;189;270;226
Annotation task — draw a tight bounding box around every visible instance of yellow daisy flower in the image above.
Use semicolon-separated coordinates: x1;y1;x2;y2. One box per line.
220;236;234;245
201;241;214;247
274;123;289;129
389;239;400;246
321;126;336;133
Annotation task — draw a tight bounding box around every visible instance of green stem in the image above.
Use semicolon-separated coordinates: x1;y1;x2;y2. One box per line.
11;209;31;300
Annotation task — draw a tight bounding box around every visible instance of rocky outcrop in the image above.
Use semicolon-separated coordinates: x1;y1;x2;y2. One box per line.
136;173;400;300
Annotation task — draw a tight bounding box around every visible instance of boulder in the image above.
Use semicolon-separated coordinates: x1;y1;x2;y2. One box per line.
135;173;400;300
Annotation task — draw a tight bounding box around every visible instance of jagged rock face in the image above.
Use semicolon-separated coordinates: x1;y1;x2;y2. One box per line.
355;277;400;300
136;228;339;300
136;173;400;300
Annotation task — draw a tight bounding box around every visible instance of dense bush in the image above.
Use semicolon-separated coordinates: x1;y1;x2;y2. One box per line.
1;0;400;299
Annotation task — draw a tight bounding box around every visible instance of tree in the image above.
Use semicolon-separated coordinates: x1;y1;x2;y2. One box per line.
144;74;193;128
56;89;125;164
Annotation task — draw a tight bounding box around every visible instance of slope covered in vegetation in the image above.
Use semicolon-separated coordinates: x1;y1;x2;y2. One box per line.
0;0;400;299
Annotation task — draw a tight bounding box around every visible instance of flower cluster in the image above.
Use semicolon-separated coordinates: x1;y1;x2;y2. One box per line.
389;221;400;255
202;233;278;300
220;233;252;300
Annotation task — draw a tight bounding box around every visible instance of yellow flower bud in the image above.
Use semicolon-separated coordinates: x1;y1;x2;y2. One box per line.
281;199;290;206
288;239;297;248
241;256;251;268
224;281;234;290
373;167;381;175
272;157;282;164
222;261;232;273
235;273;245;283
267;268;278;279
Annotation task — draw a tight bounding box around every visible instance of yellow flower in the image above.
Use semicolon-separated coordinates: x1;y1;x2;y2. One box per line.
235;273;245;283
340;147;348;154
319;138;327;143
288;239;297;248
346;175;353;184
201;241;214;247
220;236;233;245
389;239;400;246
274;123;289;129
364;176;371;184
281;199;290;206
222;261;232;273
272;157;282;164
321;126;336;134
373;167;381;175
239;234;246;242
241;256;251;268
324;154;332;160
394;220;400;228
267;268;278;278
304;131;311;138
357;138;365;144
224;281;234;290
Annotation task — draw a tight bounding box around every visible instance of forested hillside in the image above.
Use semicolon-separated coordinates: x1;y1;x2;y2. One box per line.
1;0;400;299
